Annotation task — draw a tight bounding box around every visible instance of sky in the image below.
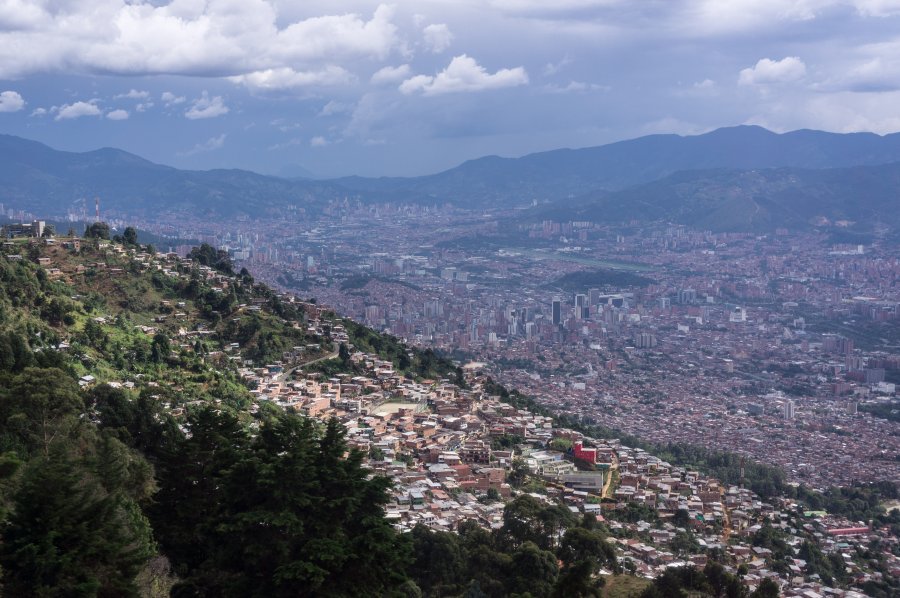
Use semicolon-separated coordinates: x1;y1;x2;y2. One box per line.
2;1;900;178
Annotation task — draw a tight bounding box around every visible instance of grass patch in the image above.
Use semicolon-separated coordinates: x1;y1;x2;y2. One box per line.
602;574;651;598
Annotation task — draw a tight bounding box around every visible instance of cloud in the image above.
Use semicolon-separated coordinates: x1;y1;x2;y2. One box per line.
854;0;900;17
400;55;528;96
270;118;302;132
55;100;101;120
185;92;228;119
0;90;25;112
739;57;807;86
542;55;573;76
319;100;352;116
491;0;625;15
310;136;329;147
106;108;129;120
161;91;186;105
639;116;710;136
543;81;609;93
422;23;453;53
267;137;303;151
30;107;47;117
744;89;900;135
230;66;354;91
371;64;411;85
179;134;226;156
814;43;900;93
114;89;149;100
0;3;400;79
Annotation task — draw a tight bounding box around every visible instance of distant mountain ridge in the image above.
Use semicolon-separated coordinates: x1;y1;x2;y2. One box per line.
3;126;900;226
336;126;900;207
0;134;350;218
534;161;900;232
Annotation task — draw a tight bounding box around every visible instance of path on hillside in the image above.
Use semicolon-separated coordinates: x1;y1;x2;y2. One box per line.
276;341;339;383
601;454;619;500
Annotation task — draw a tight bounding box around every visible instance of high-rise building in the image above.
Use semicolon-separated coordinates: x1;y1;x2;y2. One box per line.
783;400;795;420
551;297;562;326
574;294;587;320
678;288;697;304
634;332;657;348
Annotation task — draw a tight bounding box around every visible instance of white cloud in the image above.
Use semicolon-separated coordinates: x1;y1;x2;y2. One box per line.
815;42;900;93
673;78;719;98
543;80;609;93
30;107;46;117
185;92;228;119
230;66;354;91
161;91;186;105
371;64;411;85
310;136;329;147
272;4;398;64
114;89;149;100
270;118;302;132
542;55;573;76
687;0;821;34
400;55;528;96
854;0;900;16
0;0;48;30
744;90;900;135
0;3;400;79
0;90;25;112
491;0;625;14
267;137;303;151
422;23;453;53
179;134;227;156
739;57;807;86
55;100;101;120
639;116;710;136
319;100;352;116
106;108;129;120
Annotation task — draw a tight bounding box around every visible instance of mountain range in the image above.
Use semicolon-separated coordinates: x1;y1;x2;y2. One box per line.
336;125;900;208
3;126;900;230
537;161;900;232
0;134;349;218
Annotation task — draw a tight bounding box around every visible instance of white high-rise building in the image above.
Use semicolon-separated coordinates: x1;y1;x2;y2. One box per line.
783;400;796;420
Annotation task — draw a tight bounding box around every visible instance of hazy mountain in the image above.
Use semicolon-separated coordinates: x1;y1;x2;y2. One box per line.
534;162;900;232
0;134;350;218
336;126;900;207
5;126;900;225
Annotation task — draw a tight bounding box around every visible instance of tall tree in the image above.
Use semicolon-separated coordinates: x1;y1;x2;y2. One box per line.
0;367;84;456
122;227;138;246
0;445;155;596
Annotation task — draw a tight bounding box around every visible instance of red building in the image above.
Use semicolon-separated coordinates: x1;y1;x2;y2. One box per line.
573;441;597;464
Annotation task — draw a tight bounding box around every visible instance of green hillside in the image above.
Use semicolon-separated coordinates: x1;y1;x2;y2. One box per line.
0;233;635;596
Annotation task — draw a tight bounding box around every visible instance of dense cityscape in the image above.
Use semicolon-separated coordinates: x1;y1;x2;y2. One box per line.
104;200;900;491
2;229;896;596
